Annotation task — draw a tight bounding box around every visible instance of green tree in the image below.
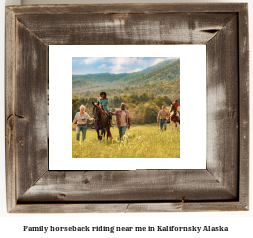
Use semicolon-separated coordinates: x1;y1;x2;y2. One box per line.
143;107;158;124
139;92;149;102
155;97;166;108
72;98;80;120
148;93;155;100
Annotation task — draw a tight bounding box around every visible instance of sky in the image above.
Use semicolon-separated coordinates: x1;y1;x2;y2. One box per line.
72;57;175;75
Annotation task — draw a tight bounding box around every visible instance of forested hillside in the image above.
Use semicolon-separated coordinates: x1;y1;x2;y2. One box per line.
72;59;180;122
72;58;180;99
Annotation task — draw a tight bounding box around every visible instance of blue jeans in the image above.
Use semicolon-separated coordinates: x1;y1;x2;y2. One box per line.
118;126;127;139
160;119;167;131
105;110;112;119
76;124;87;141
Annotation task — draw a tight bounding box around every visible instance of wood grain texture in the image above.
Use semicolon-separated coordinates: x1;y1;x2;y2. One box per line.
5;7;16;212
10;202;247;213
5;3;249;212
16;13;236;45
15;20;48;200
206;16;239;198
7;3;246;15
125;202;248;212
238;4;249;208
18;170;236;202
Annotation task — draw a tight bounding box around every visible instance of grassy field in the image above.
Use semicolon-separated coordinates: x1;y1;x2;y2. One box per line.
72;123;180;158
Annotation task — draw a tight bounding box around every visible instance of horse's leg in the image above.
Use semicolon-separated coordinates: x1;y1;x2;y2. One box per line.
171;121;174;131
100;130;103;141
97;130;102;141
102;129;105;141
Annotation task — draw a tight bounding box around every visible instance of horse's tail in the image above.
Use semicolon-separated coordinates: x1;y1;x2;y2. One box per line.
108;130;113;139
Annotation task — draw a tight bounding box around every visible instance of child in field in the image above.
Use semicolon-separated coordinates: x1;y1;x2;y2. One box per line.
99;91;113;127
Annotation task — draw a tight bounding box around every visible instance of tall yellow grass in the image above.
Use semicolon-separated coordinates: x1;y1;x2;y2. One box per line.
72;123;180;158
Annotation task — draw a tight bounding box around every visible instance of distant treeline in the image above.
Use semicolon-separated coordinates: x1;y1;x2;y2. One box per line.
72;93;180;124
72;79;180;101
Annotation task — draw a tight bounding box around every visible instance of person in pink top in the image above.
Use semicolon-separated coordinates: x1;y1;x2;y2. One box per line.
110;103;130;140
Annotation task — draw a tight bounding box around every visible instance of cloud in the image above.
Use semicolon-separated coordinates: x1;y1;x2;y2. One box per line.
73;57;175;74
132;68;143;72
108;57;137;66
106;57;149;73
107;57;169;72
81;57;104;65
108;64;128;74
150;58;167;66
98;64;107;70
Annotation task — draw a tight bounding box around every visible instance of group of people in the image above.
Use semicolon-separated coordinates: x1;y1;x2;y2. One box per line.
72;92;130;141
157;100;180;131
72;91;179;141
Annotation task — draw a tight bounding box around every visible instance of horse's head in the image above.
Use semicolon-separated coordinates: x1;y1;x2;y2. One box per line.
92;101;101;120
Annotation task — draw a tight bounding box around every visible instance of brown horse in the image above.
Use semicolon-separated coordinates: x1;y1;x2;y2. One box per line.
168;103;180;131
92;101;111;140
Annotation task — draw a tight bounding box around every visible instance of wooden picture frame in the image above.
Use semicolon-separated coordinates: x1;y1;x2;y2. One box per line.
5;3;249;213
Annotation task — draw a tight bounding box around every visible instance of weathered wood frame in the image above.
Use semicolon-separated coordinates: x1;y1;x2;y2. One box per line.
5;4;249;213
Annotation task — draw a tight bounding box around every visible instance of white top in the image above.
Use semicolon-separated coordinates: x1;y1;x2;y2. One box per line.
75;112;90;125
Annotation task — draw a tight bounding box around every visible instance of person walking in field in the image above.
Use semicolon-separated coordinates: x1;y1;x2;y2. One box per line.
157;105;169;131
72;105;94;141
110;103;130;140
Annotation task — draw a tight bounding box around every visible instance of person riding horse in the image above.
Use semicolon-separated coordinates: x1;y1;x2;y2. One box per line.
92;101;112;140
90;91;113;127
168;101;180;130
168;100;180;124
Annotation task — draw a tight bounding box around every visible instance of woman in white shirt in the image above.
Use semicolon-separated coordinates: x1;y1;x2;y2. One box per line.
72;105;94;141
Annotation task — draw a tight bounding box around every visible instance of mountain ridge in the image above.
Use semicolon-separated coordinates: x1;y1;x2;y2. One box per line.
72;58;180;99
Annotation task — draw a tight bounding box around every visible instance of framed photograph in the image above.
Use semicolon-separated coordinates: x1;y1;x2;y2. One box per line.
49;45;206;170
5;3;249;213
